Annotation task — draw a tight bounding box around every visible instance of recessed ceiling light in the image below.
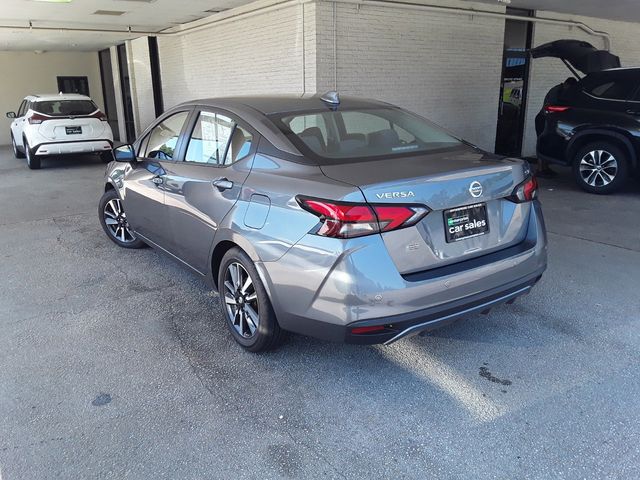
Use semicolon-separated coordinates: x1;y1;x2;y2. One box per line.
93;10;127;16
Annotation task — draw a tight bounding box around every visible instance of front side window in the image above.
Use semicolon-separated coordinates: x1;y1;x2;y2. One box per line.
143;111;190;160
272;107;462;162
33;100;98;116
185;112;253;165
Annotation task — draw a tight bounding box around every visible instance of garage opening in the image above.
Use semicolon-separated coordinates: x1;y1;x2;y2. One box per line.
495;8;533;157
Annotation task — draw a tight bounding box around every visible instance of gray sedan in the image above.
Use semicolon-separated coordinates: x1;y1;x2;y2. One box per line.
99;93;547;352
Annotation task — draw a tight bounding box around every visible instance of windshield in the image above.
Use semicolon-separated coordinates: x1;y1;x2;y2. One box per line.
271;107;463;162
33;100;98;117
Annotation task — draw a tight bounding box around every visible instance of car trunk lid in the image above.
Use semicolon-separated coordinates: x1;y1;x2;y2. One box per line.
320;147;533;274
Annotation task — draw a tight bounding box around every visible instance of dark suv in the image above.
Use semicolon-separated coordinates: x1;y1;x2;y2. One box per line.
536;67;640;194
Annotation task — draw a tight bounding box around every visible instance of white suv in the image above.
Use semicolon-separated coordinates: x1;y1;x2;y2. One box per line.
6;93;114;169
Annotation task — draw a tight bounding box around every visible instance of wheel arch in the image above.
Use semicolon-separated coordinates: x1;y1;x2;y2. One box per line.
567;129;638;169
209;230;262;291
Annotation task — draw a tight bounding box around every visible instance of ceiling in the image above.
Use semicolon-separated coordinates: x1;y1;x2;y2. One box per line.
1;0;639;52
0;0;250;51
470;0;640;23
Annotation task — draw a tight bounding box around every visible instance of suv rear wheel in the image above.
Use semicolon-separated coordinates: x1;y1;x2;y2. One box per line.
573;141;629;194
24;139;41;170
11;134;25;159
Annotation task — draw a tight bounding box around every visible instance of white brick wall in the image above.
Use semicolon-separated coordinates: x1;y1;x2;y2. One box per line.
149;0;640;157
157;3;317;110
523;11;640;157
315;0;506;151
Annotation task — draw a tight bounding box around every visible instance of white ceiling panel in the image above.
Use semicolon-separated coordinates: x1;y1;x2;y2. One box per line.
0;0;252;51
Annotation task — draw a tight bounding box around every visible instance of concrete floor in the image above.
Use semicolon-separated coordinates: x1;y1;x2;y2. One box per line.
1;149;639;480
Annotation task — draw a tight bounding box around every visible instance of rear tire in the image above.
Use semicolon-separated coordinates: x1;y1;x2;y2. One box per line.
11;134;25;159
218;247;285;352
24;140;41;170
572;141;628;194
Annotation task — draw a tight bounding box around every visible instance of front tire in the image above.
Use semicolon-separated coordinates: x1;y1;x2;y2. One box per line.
24;140;41;170
218;247;285;352
98;189;146;249
573;142;629;194
11;134;25;159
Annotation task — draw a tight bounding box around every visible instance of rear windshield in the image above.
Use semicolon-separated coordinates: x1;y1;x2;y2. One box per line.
33;100;98;117
270;107;463;162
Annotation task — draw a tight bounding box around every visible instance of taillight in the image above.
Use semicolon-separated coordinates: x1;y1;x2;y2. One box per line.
28;113;50;124
297;196;429;239
544;105;570;113
91;111;108;121
507;176;538;203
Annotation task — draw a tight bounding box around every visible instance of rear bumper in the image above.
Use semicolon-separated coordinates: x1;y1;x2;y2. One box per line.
34;139;113;156
344;270;543;344
258;201;548;344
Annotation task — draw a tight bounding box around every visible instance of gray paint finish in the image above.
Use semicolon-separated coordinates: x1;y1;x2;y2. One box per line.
104;95;547;342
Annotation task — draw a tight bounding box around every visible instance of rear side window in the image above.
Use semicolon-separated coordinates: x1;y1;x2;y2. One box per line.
33;100;98;116
185;112;253;166
143;111;190;160
588;79;638;100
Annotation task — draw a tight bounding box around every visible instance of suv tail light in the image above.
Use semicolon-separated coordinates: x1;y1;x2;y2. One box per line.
544;105;570;113
507;176;538;203
297;196;429;239
91;111;108;121
28;113;50;125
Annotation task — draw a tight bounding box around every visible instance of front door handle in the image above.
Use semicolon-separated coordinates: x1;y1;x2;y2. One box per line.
152;176;164;185
626;109;640;115
213;178;233;191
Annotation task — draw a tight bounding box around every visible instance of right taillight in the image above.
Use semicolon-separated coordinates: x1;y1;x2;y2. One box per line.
508;176;538;203
91;110;108;121
296;196;429;239
544;105;570;113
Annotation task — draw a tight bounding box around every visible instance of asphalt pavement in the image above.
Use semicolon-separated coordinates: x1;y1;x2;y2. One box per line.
1;149;639;479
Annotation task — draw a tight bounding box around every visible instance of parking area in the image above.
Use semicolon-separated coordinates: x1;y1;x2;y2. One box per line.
0;148;639;479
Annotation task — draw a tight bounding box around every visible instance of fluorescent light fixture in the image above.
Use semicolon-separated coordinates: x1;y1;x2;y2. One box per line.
32;0;73;3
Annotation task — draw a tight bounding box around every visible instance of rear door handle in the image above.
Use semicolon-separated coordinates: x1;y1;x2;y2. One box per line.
152;176;164;185
213;178;233;190
626;109;640;115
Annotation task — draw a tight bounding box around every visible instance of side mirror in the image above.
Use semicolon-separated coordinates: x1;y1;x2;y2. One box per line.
6;112;16;119
113;144;136;162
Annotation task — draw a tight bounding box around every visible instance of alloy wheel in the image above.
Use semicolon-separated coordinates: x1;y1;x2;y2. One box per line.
579;150;618;187
103;198;137;243
223;262;259;338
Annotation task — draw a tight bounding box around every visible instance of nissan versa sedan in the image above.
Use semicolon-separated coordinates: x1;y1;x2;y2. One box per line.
99;93;547;352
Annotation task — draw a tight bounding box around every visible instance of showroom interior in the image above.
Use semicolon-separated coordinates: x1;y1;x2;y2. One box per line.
1;0;639;479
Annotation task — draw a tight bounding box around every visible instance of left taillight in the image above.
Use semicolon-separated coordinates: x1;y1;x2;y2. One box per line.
507;176;538;203
28;113;50;125
296;196;429;239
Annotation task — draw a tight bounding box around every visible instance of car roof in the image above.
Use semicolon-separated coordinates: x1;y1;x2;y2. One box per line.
178;94;394;116
166;94;396;158
26;93;92;102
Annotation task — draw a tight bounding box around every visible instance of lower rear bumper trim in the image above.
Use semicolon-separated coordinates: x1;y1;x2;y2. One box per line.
383;284;532;345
